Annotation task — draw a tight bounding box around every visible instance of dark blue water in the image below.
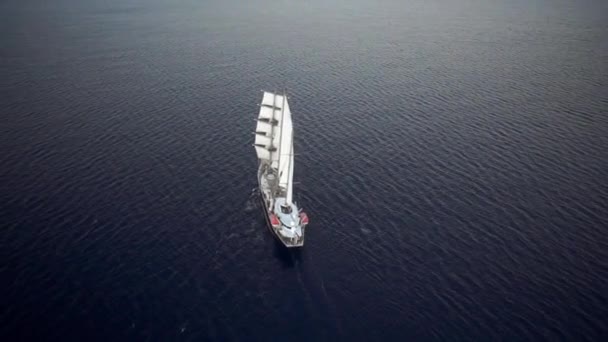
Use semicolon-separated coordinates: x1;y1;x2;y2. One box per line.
2;0;608;340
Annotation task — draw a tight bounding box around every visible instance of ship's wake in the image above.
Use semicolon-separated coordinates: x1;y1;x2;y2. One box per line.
244;187;259;212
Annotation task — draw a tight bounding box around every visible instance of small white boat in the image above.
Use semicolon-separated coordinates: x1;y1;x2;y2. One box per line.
254;91;309;247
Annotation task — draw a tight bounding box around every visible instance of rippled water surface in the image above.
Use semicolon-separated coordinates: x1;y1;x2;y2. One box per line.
2;0;608;340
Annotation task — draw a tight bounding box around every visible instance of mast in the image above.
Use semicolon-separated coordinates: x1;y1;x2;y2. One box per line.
277;93;286;174
278;92;295;204
284;92;293;204
268;92;277;162
280;92;294;204
286;129;294;204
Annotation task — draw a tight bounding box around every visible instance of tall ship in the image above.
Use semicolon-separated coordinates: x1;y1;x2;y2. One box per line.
254;91;309;247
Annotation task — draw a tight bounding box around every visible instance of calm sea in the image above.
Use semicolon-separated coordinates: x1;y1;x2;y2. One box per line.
2;0;607;340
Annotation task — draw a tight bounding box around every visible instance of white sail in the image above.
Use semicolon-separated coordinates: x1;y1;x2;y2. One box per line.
254;91;283;163
255;91;295;203
262;92;284;108
254;118;273;161
254;133;272;147
254;145;270;160
258;106;274;120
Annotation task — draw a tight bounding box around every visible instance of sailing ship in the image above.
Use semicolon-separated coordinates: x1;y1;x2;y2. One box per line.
254;91;309;247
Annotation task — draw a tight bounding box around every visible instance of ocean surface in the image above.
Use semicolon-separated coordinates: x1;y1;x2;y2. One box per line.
2;0;607;340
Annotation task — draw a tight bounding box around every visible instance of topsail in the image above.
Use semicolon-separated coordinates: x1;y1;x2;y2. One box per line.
255;91;295;204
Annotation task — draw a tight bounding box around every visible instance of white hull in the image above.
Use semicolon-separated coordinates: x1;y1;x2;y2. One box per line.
258;162;305;247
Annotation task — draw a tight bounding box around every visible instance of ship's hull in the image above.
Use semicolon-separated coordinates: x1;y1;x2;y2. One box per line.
258;162;305;248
